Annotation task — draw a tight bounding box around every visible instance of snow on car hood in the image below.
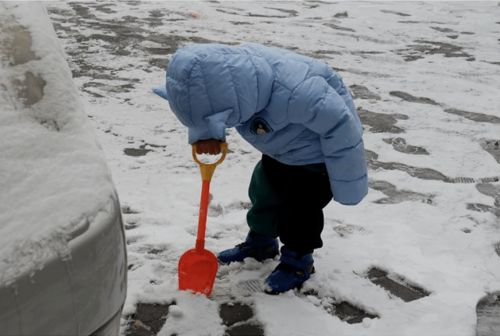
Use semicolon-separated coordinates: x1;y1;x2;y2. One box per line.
0;3;115;286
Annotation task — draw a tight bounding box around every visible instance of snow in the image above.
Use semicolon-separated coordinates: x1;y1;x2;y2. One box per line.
159;292;225;336
44;1;500;335
0;3;114;286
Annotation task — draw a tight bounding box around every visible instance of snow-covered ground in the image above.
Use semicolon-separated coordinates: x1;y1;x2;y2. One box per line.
47;1;500;335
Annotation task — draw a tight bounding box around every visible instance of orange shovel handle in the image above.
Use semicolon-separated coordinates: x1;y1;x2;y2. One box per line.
192;143;228;251
195;179;210;251
192;142;228;181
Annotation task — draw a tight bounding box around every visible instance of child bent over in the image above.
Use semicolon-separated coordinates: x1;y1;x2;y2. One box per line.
154;43;367;294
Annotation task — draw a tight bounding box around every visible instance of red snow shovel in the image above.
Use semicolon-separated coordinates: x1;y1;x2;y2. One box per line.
178;142;228;296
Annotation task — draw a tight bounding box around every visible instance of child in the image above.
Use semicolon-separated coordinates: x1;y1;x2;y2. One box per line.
154;43;367;294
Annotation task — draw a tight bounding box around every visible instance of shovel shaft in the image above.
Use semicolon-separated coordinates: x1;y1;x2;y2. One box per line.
192;143;228;251
196;179;211;251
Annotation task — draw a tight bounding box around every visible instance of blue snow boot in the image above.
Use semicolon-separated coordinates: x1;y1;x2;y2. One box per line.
264;247;314;294
218;231;279;264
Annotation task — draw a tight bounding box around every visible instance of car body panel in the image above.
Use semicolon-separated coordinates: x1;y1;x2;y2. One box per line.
0;3;127;335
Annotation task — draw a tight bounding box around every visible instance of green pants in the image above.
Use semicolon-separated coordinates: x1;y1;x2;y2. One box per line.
246;155;333;254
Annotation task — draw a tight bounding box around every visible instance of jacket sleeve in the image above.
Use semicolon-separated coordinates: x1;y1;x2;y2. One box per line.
187;109;231;144
288;76;368;205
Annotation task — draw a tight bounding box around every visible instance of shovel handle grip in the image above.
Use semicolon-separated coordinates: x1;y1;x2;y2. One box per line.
192;142;228;181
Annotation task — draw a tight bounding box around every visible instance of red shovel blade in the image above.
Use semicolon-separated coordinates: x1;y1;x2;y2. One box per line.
178;248;218;296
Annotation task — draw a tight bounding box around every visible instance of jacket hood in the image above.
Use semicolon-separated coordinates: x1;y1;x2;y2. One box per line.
162;43;274;130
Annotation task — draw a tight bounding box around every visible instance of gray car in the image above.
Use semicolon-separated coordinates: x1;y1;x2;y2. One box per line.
0;3;127;335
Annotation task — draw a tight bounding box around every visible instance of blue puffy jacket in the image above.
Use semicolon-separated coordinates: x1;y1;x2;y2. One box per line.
154;43;367;205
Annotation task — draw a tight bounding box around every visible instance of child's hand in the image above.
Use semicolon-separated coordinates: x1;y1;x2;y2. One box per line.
194;139;223;155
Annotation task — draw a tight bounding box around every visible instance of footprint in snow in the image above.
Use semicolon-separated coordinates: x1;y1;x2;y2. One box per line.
235;279;379;325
